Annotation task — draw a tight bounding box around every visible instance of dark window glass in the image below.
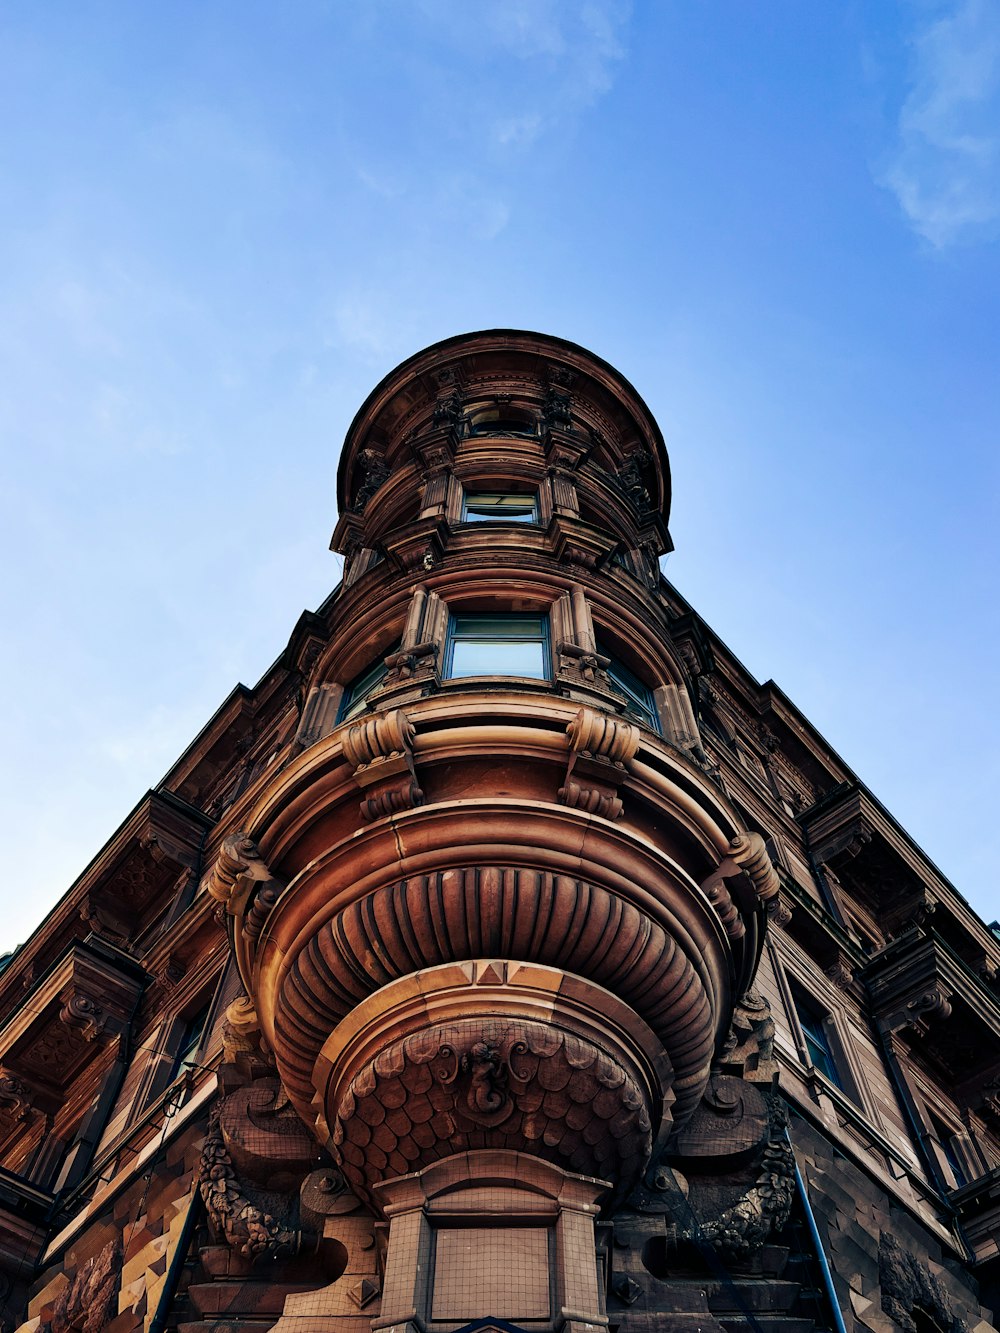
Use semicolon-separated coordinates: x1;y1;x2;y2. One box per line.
930;1114;969;1187
792;990;843;1089
600;646;659;732
462;491;539;524
337;654;390;722
172;1004;210;1081
445;615;549;680
468;412;536;437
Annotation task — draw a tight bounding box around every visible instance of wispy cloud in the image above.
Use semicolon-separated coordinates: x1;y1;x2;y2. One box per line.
349;1;631;234
882;0;1000;247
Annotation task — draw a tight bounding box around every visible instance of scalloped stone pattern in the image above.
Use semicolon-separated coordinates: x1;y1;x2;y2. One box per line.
274;866;715;1129
331;1018;654;1207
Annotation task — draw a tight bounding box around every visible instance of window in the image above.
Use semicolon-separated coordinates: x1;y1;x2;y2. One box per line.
462;491;539;523
467;407;536;437
445;614;549;681
337;654;390;722
170;1004;210;1083
929;1113;969;1188
792;988;843;1090
601;647;659;732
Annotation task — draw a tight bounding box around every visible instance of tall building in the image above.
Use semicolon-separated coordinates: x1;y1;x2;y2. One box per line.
1;330;998;1333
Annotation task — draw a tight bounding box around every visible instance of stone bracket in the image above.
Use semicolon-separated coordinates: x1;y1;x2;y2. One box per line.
558;706;639;821
700;832;780;942
342;708;424;824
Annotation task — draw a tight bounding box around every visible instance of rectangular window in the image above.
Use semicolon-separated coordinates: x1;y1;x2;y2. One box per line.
601;647;660;732
462;491;539;524
337;654;390;722
792;988;843;1090
445;614;549;680
930;1113;969;1188
171;1004;210;1083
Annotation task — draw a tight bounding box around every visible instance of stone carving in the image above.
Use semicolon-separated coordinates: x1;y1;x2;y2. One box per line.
879;1231;965;1333
542;387;572;427
432;390;463;426
558;707;638;821
766;893;793;929
206;832;285;942
682;1095;795;1261
276;866;712;1130
909;986;953;1023
717;991;779;1084
59;992;106;1042
728;832;780;905
351;446;390;513
221;995;270;1072
614;450;653;513
632;1089;794;1263
825;958;855;990
341;708;415;771
558;780;623;819
342;707;424;823
0;1070;31;1128
199;1096;301;1262
566;706;639;767
50;1239;122;1333
332;1019;653;1206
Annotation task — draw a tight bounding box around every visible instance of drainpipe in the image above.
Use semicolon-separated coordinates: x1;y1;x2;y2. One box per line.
788;1137;849;1333
147;1186;203;1333
872;1018;974;1262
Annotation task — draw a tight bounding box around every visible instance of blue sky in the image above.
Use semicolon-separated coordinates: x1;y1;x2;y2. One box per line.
1;1;998;944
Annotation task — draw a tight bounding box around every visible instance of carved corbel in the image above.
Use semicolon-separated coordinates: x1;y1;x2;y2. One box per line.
342;708;424;824
200;1075;351;1263
350;447;390;514
60;991;107;1043
699;833;776;943
824;957;855;991
205;832;286;943
883;984;954;1038
558;706;639;821
379;587;446;696
0;1069;34;1131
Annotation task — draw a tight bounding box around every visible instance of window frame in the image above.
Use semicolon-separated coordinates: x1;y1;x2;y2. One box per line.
336;652;392;723
598;644;660;733
460;489;540;525
443;612;551;682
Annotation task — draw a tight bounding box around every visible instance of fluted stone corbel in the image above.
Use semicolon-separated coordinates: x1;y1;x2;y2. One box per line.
342;708;424;823
558;706;639;820
700;833;780;942
206;832;286;942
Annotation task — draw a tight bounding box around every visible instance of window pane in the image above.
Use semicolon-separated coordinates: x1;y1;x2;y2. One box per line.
794;995;843;1090
339;654;391;721
451;639;547;678
600;645;660;732
463;492;538;523
452;615;545;639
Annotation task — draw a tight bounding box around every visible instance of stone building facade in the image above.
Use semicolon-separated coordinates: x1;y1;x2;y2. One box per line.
1;330;998;1333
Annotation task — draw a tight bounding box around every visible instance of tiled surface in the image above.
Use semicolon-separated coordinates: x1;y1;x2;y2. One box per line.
431;1227;550;1321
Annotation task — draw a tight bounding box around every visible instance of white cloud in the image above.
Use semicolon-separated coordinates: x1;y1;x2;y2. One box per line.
883;0;1000;247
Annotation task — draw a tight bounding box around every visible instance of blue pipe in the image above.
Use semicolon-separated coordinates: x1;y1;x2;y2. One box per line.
788;1136;849;1333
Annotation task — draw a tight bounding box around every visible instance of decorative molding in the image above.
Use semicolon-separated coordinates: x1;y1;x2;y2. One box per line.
331;1018;652;1207
716;991;779;1085
342;707;424;824
558;706;638;822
